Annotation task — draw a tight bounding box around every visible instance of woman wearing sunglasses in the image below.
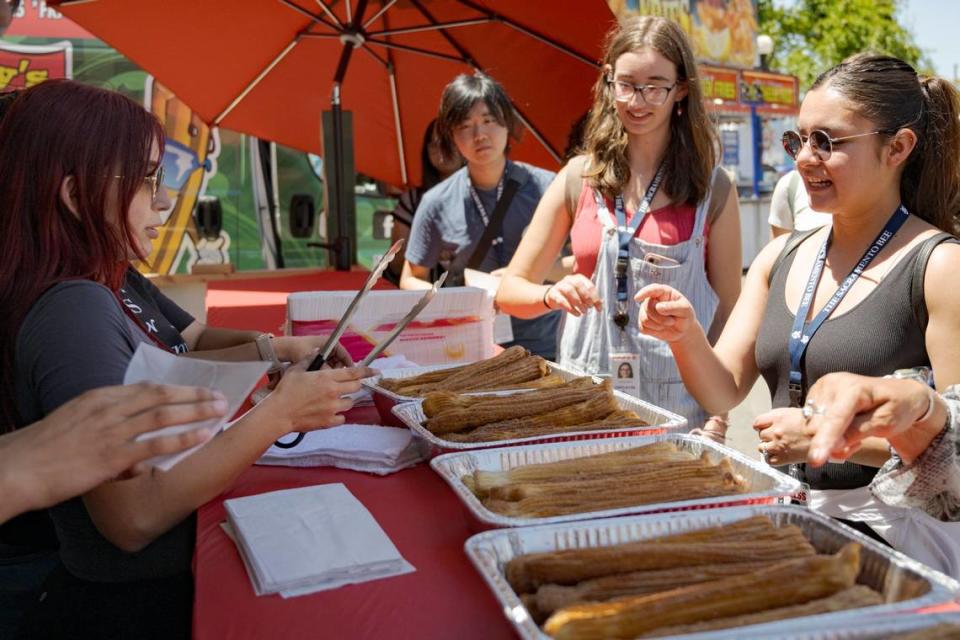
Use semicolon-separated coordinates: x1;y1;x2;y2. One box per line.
496;16;742;438
0;80;374;638
636;53;960;547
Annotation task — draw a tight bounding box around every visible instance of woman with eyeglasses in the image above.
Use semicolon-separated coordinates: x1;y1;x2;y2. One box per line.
0;80;374;638
496;16;742;439
636;53;960;546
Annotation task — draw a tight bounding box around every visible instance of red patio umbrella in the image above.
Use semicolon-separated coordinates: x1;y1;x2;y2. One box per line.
52;0;615;267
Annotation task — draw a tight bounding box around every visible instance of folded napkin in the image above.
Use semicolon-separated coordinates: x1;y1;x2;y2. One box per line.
224;483;414;598
124;344;269;471
258;424;428;475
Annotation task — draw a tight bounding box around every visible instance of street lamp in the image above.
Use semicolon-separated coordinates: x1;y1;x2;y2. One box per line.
750;34;774;198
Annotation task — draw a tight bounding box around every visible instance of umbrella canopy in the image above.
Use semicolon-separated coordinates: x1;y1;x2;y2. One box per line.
53;0;615;188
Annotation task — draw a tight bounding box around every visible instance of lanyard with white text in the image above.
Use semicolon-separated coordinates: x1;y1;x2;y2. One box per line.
468;161;509;259
787;204;910;406
611;163;665;330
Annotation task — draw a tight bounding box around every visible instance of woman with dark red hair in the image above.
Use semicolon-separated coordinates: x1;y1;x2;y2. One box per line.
0;80;374;638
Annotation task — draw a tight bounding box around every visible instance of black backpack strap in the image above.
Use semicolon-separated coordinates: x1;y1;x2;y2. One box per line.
465;177;521;271
911;232;958;332
767;226;823;286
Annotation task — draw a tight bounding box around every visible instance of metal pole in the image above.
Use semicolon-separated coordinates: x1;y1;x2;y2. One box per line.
751;102;762;199
330;82;351;270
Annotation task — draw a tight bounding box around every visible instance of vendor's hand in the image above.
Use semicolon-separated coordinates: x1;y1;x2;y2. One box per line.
635;284;698;343
805;373;942;467
753;407;813;466
274;337;354;368
0;384;228;513
545;274;602;317
265;352;376;434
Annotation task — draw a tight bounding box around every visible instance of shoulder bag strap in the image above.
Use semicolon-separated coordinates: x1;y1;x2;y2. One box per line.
706;167;733;226
767;226;823;286
911;232;958;331
464;177;521;271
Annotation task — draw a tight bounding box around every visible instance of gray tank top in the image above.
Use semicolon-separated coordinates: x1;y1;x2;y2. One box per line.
756;234;930;489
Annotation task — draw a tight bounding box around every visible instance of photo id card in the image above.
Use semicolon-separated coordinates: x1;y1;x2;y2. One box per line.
610;351;640;398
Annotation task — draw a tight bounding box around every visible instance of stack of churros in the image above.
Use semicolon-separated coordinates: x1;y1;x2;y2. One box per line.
502;516;883;639
377;346;560;397
463;441;748;517
418;378;648;443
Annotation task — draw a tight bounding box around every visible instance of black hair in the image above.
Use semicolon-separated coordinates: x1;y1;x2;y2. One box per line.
435;72;520;160
812;53;960;232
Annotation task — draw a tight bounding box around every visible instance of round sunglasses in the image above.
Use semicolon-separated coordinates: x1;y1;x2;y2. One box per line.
782;128;894;161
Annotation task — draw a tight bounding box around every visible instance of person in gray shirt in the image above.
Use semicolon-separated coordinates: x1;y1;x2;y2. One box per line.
400;72;561;359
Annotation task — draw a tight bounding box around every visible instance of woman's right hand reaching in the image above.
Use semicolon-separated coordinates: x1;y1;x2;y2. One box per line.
635;284;699;343
544;274;603;317
264;352;376;435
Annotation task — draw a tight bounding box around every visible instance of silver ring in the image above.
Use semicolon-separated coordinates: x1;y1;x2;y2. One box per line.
802;400;827;421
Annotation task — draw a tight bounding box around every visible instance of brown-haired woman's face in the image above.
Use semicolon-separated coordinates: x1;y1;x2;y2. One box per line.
795;86;889;217
609;47;687;138
452;101;508;168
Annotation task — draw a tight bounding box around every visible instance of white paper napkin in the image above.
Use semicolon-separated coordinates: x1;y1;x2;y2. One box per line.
123;344;269;471
258;425;429;475
224;483;414;597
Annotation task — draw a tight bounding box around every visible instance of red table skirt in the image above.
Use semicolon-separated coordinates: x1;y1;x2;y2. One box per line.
192;410;515;640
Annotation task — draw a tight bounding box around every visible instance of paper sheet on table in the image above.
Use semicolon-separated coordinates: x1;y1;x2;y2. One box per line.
224;483;414;597
123;344;269;471
257;424;430;474
464;269;513;344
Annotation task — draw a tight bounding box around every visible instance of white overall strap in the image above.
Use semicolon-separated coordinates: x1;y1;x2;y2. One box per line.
593;189;617;231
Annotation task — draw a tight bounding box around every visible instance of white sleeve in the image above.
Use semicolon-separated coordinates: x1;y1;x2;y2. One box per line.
768;171;796;230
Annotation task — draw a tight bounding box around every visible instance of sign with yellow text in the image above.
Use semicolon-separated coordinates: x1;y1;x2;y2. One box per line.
740;70;798;108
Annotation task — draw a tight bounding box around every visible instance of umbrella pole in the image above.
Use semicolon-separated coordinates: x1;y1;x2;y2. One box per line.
321;82;355;271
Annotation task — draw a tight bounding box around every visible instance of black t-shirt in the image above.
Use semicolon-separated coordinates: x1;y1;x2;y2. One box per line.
118;268;194;352
5;279;196;580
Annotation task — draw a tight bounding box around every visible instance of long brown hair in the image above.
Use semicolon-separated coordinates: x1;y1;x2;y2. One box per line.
811;53;960;233
0;80;164;429
582;16;717;205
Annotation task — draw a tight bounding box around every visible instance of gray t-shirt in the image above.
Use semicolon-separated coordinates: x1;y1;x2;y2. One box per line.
14;280;195;582
405;160;561;358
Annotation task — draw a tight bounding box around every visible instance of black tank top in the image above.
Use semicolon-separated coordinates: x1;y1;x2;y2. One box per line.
755;234;931;489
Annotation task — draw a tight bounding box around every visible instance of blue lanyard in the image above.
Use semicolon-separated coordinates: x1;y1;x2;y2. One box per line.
787;204;910;406
612;164;666;308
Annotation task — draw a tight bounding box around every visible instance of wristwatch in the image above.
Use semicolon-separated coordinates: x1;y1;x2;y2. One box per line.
255;333;284;374
887;366;934;387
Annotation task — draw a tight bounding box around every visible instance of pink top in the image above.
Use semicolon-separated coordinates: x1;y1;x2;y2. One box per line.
570;182;707;277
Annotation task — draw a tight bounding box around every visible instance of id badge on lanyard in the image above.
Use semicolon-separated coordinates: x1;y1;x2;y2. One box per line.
786;204;910;406
610;351;641;397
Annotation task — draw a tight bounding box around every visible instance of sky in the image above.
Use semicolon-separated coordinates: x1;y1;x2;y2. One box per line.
898;0;960;79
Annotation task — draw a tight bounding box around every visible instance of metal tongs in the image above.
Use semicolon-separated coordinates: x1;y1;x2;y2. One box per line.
274;248;446;449
304;238;406;372
359;271;447;366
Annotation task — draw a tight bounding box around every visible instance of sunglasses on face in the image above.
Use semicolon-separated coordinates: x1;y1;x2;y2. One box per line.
782;128;893;161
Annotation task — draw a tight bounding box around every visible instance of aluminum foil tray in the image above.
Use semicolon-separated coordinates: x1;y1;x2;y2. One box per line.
464;504;960;640
391;387;687;454
430;434;801;529
755;611;960;639
362;361;601;426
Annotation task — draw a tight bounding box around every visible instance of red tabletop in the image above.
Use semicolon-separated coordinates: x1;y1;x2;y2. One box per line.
192;408;516;640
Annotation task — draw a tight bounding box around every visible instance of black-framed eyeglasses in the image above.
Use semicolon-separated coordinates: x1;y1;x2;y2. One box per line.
115;166;166;203
607;78;677;106
782;129;893;161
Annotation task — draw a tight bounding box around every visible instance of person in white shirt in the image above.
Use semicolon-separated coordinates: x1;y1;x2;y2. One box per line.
768;169;834;238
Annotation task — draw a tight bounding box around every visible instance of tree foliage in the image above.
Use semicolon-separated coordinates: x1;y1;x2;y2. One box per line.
757;0;931;91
